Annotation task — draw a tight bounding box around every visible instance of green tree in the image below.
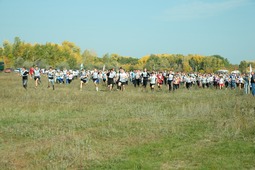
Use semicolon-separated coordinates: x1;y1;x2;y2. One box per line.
57;61;70;70
239;60;248;73
35;59;49;68
67;57;78;69
12;37;23;60
145;54;161;71
3;40;13;67
82;50;97;66
23;61;34;68
0;47;4;61
211;55;230;67
14;57;24;68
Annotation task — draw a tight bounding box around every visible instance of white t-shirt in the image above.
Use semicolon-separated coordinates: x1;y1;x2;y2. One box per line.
186;77;191;83
168;74;173;81
92;72;99;79
109;71;116;78
48;70;55;79
219;78;224;84
150;75;157;84
34;69;40;77
119;72;127;82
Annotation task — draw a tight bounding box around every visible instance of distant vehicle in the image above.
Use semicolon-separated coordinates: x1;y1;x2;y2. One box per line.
0;61;4;71
216;70;229;74
231;70;241;74
4;68;13;73
14;68;22;73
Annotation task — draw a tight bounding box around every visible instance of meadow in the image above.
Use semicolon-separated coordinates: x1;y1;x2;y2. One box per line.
0;72;255;169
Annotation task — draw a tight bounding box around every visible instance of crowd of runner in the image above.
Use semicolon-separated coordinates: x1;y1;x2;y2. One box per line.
19;66;255;96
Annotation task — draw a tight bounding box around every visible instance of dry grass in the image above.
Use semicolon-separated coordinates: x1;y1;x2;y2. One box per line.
0;72;255;169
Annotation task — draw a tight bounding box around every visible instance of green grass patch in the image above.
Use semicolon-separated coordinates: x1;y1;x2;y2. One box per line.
0;73;255;169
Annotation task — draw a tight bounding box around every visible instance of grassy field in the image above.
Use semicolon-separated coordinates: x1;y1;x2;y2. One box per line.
0;72;255;169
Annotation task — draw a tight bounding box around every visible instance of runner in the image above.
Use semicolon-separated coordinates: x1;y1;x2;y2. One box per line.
33;66;41;88
29;65;34;79
116;68;122;90
163;70;167;85
118;68;128;91
213;75;219;89
106;68;116;91
149;72;157;92
251;71;255;96
196;74;201;87
47;67;55;90
134;70;141;88
244;73;249;94
238;75;244;90
59;70;64;84
167;71;174;91
125;71;129;85
224;75;230;89
80;69;88;91
157;72;164;90
230;73;237;89
130;70;134;84
219;76;224;90
20;67;29;90
63;68;67;84
201;75;207;88
141;68;150;91
66;71;73;84
92;69;99;91
185;75;192;90
102;71;107;86
173;75;180;91
56;70;64;84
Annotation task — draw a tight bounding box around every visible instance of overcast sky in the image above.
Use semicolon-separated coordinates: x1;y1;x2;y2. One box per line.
0;0;254;64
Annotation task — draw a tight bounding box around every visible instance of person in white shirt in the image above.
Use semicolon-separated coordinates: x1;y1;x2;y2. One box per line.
118;68;128;91
80;69;88;91
167;71;174;91
47;67;55;90
149;72;157;92
33;66;41;88
202;75;207;88
134;70;141;87
106;68;116;91
66;71;73;84
102;71;107;86
238;75;244;90
59;71;64;84
20;67;29;90
185;76;192;90
141;68;150;90
219;76;224;89
92;69;99;91
63;68;67;84
163;70;167;85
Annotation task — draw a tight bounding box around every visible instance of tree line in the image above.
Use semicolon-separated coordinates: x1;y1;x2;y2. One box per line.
0;37;254;73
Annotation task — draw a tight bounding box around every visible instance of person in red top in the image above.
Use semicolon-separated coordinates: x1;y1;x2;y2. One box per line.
157;72;164;90
29;66;35;79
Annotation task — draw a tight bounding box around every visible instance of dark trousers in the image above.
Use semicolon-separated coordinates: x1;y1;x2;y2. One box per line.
134;79;140;87
168;80;173;91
